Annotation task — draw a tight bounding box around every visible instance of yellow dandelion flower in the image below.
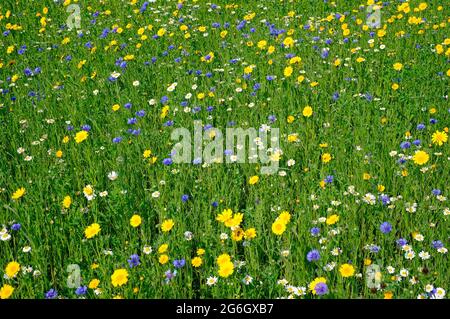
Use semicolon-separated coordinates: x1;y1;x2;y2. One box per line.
111;268;128;287
130;214;142;228
84;223;101;239
161;219;174;232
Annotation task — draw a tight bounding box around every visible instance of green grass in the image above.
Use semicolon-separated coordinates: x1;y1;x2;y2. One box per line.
0;0;449;299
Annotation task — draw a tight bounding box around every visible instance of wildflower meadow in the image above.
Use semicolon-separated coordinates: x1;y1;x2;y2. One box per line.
0;0;449;300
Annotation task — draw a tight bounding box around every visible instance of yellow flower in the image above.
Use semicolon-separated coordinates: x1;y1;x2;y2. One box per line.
278;211;291;224
248;175;259;185
216;209;233;223
302;106;313;117
339;263;355;277
257;40;267;49
384;291;393;299
112;104;120;111
287;115;295;123
130;214;142;228
143;149;152;158
192;257;202;268
283;37;294;48
363;173;371;180
224;213;243;228
321;153;332;163
326;214;339;225
431;130;448;146
88;279;100;289
288;134;299;142
283;66;293;77
161;219;174;232
0;284;14;299
216;253;231;266
218;261;234;278
244;228;257;239
391;83;399;90
271;219;286;235
11;187;26;200
158;244;168;254
377;184;385;192
5;261;20;278
289;56;301;64
84;223;101;239
393;62;403;71
157;28;166;37
364;258;372;266
197;248;205;256
111;268;128;287
56;150;63;158
412;150;429;165
62;196;72;209
159;254;169;264
74;130;88;143
231;227;244;241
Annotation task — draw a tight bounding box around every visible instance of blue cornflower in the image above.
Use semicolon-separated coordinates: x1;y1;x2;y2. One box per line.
396;238;407;247
400;141;411;149
369;245;381;253
379;195;390;205
112;137;123;143
45;289;58;299
173;259;186;268
306;249;321;262
380;222;392;234
310;227;320;236
432;189;441;196
75;286;87;296
136;110;145;117
128;254;141;268
314;282;328;295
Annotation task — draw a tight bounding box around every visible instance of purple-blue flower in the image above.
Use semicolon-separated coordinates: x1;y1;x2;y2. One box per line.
314;282;328;295
75;286;87;296
128;254;141;268
380;222;392;234
45;289;58;299
173;259;186;268
307;249;320;262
